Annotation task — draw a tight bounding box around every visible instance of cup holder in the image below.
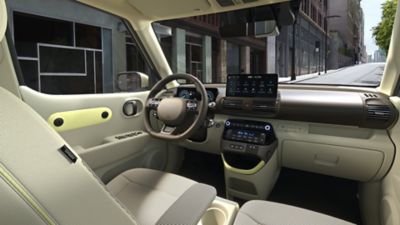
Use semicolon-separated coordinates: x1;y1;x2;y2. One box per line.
198;208;227;225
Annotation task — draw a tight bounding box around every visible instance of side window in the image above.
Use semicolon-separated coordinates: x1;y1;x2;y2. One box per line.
9;1;158;95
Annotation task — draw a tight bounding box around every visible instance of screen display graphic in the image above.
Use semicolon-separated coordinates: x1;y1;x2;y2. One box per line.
226;74;278;98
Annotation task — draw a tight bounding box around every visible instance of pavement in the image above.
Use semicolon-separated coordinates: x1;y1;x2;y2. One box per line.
281;63;385;86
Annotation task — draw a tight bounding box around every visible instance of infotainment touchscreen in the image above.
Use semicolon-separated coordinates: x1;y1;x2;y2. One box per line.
226;74;278;98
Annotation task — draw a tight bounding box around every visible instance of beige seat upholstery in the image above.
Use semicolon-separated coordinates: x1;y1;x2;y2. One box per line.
234;200;355;225
107;168;197;225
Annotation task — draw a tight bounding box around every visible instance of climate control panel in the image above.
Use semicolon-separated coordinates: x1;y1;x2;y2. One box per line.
222;119;277;163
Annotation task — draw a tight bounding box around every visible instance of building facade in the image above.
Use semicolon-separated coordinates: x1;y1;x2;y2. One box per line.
156;16;271;83
276;0;328;77
328;0;366;68
6;0;366;90
374;49;387;62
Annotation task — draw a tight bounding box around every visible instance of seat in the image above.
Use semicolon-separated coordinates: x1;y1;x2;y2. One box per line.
107;168;203;225
234;200;355;225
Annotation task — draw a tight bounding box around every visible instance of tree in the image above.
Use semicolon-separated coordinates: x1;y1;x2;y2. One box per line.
373;0;398;54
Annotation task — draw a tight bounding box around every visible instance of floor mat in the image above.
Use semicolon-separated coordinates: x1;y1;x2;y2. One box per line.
178;150;362;224
178;150;226;197
269;168;362;224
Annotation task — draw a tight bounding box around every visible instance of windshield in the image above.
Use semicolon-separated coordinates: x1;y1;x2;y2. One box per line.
153;0;395;87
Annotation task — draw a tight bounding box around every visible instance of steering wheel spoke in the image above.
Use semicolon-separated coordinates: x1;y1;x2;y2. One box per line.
185;99;199;112
161;125;177;135
147;98;162;110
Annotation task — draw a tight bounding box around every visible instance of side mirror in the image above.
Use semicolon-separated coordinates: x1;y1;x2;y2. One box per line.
254;20;280;37
116;71;149;92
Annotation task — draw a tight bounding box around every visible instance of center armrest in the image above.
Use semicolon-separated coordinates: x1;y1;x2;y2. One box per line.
156;183;217;225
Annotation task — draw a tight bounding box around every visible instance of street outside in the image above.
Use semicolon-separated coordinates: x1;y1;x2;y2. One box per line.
288;63;385;86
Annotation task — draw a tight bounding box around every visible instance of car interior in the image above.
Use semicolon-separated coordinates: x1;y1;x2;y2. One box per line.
1;0;400;225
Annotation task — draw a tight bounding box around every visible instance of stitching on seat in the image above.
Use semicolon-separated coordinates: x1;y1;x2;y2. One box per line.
121;173;191;198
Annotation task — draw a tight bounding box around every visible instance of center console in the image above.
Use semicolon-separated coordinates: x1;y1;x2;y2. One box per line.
221;74;281;201
222;119;277;169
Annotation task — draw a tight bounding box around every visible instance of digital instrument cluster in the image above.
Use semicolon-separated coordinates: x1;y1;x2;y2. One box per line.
177;88;218;103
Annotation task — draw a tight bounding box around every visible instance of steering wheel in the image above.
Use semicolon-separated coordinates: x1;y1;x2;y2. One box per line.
144;74;208;141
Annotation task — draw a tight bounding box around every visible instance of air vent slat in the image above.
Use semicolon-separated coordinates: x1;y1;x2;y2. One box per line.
223;99;243;110
252;100;277;113
366;104;392;121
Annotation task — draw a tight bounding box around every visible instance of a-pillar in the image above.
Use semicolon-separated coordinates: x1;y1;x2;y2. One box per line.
172;28;186;73
216;39;227;82
266;37;276;73
240;46;250;73
202;36;212;83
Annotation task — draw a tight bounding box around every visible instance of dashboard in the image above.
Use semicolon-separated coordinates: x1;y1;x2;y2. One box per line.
174;74;397;183
175;74;397;129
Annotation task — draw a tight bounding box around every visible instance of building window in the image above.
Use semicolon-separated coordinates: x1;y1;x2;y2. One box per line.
14;12;103;94
318;13;322;27
227;42;240;74
13;9;157;94
311;5;317;22
302;0;309;15
186;35;203;79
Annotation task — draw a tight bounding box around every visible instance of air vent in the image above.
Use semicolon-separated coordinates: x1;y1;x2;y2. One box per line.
363;93;378;98
222;99;243;110
366;104;392;121
252;101;277;113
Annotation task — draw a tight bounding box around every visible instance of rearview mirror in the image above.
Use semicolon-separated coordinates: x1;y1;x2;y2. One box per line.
116;72;149;92
219;1;300;38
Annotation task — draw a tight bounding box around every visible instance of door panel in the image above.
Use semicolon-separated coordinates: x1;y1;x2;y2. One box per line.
19;86;168;180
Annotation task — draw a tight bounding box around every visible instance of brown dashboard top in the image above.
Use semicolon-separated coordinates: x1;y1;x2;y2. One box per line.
174;84;397;129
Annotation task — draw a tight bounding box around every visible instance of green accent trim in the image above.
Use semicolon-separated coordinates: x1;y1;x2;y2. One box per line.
0;164;57;225
47;107;112;132
222;155;265;175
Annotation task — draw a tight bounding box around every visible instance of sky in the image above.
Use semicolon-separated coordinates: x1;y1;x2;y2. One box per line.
361;0;385;56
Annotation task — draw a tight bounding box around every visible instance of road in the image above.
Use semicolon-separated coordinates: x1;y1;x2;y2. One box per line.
295;63;385;86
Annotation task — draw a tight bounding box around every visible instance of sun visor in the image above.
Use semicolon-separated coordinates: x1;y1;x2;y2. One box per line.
128;0;210;20
0;0;7;41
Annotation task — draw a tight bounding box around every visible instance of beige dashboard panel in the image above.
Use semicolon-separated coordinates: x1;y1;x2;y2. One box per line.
181;114;395;181
282;140;384;182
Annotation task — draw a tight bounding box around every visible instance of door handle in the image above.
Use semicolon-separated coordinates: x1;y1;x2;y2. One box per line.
123;100;138;116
